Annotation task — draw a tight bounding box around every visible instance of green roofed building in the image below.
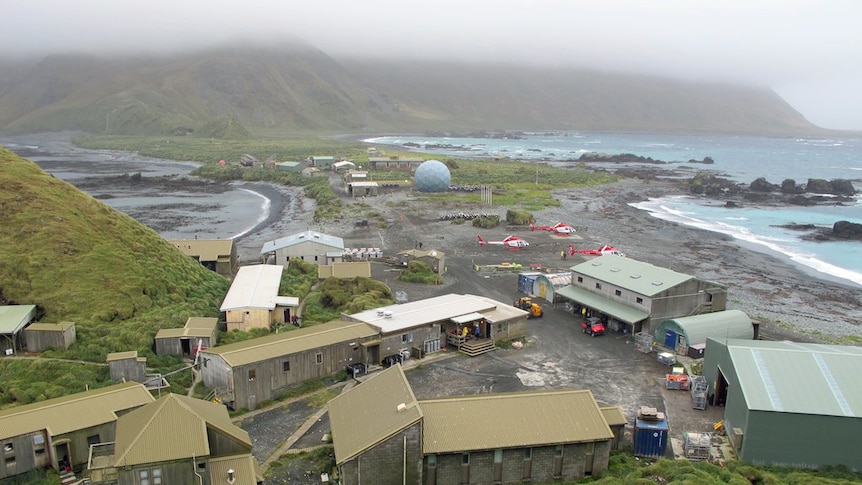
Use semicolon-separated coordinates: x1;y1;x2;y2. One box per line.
704;338;862;471
557;255;726;335
329;366;623;484
0;304;36;354
653;309;754;354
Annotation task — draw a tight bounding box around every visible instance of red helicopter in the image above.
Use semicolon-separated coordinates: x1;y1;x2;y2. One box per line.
531;221;576;235
569;244;625;257
478;235;530;249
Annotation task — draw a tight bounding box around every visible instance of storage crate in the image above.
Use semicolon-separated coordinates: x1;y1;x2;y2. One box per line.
635;332;655;353
666;374;691;391
690;375;709;410
683;432;711;462
657;352;676;366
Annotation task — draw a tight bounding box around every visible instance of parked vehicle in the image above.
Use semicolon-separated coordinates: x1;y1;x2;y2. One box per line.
514;297;543;319
581;317;605;337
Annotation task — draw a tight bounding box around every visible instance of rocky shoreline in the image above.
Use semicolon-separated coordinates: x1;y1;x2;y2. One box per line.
239;175;861;344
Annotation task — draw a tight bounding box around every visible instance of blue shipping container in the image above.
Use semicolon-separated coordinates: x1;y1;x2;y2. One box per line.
634;418;669;458
517;273;541;294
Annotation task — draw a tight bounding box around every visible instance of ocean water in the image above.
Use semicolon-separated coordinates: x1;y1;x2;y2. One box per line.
2;135;271;241
364;133;862;288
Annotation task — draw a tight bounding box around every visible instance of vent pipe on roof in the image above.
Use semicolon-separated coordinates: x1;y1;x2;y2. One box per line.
397;403;407;413
384;310;393;319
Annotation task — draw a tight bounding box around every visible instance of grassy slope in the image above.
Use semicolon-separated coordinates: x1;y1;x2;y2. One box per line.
0;147;229;405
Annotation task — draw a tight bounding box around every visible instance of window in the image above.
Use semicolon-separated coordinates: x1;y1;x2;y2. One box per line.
87;434;100;446
3;443;12;453
615;289;622;297
494;449;503;463
595;283;602;290
33;435;45;455
152;468;162;485
524;448;532;460
585;442;595;453
427;454;437;468
577;276;583;283
283;361;291;372
555;445;564;457
248;369;256;381
461;453;470;465
636;297;643;304
139;470;150;485
315;353;323;364
401;333;413;343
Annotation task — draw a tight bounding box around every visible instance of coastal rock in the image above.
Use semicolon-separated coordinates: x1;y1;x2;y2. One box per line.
805;178;857;196
780;179;804;194
832;220;862;239
750;177;778;192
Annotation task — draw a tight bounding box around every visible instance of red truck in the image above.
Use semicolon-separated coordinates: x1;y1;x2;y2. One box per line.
581;317;605;337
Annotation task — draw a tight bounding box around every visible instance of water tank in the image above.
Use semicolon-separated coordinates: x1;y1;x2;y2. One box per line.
414;160;451;192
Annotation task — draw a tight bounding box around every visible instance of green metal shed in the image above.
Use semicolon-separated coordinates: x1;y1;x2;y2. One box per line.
654;309;751;350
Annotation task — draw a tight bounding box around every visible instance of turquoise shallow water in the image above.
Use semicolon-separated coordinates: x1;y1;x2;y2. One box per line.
365;132;862;287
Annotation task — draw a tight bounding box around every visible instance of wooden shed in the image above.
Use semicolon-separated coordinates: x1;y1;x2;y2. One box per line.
106;351;147;383
24;321;76;352
154;317;219;358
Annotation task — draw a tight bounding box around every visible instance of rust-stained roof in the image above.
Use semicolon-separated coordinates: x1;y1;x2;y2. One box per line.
113;393;251;467
419;389;613;453
201;320;378;367
0;382;154;440
329;365;422;464
169;239;234;262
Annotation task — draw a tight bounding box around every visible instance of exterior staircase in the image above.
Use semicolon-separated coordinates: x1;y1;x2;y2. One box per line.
60;469;79;485
458;339;495;357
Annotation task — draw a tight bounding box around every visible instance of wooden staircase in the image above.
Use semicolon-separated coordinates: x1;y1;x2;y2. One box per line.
458;338;495;357
60;469;79;485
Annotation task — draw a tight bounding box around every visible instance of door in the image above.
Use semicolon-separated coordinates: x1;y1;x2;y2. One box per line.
664;330;677;349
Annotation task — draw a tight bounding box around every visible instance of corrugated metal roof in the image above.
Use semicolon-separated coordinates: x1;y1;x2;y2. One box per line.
106;350;139;361
656;310;751;346
201;321;378;367
721;339;862;417
537;273;572;289
420;389;613;453
348;294;501;334
0;305;36;334
155;317;218;339
570;255;694;296
260;230;344;255
329;365;422;463
209;454;261;485
168;239;234;262
113;393;250;466
25;321;74;332
556;286;649;324
600;407;627;427
0;382;154;440
219;264;284;311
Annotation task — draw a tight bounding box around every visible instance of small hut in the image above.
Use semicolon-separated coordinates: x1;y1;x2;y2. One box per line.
24;322;76;351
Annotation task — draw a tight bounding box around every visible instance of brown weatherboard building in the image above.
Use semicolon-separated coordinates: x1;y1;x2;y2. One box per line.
87;393;260;485
329;366;623;485
169;238;238;277
154;316;219;357
0;382;154;480
199;320;379;410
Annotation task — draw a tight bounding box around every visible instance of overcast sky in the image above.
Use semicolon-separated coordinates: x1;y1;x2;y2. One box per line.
4;0;861;130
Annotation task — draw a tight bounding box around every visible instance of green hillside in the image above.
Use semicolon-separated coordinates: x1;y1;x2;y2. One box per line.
0;43;832;137
0;147;229;404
